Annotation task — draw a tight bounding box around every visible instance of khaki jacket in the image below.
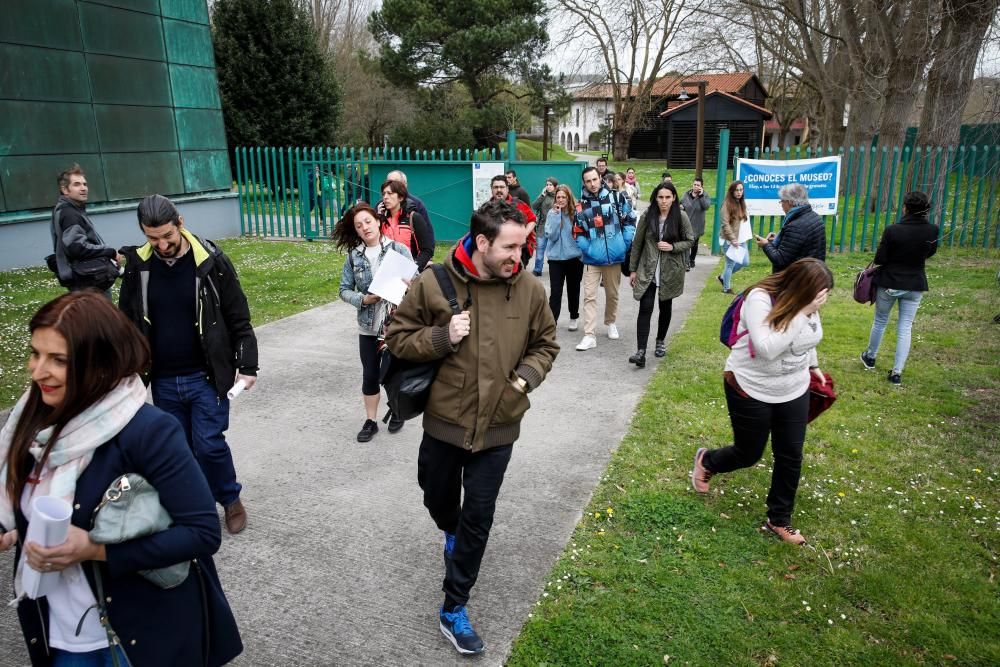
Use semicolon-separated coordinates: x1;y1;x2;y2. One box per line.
629;209;694;302
384;238;559;452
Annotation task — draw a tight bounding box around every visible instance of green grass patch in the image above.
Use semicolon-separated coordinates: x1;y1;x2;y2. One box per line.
505;139;576;162
510;248;1000;666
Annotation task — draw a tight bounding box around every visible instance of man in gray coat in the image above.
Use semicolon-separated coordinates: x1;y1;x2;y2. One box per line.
680;178;712;270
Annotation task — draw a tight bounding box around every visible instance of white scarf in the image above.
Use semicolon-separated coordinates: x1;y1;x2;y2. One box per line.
0;375;147;600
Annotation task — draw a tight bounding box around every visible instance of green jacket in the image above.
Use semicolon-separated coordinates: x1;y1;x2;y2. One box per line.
628;209;694;302
384;236;559;452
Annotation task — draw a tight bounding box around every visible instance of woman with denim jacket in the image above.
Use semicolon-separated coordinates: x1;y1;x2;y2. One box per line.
544;185;584;329
334;203;414;442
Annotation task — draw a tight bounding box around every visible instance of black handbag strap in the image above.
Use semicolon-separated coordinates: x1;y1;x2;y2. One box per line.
431;264;463;315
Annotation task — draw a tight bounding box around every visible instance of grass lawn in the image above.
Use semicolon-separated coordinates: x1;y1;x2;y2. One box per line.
509;248;1000;666
505;139;576;162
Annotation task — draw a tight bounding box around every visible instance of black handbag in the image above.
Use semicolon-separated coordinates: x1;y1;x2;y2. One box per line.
379;264;462;421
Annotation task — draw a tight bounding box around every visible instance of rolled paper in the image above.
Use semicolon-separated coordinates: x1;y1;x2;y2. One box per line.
227;379;247;400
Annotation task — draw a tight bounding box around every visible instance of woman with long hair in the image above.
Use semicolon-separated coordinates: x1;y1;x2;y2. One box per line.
0;292;241;666
623;167;641;208
378;179;434;272
334;203;415;442
626;182;694;368
718;180;749;294
543;185;584;329
691;258;833;545
860;191;939;385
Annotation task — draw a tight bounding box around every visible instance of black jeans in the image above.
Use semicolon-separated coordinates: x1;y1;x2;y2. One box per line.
548;257;584;322
359;335;380;396
703;381;809;525
636;282;673;350
417;433;513;607
689;236;701;266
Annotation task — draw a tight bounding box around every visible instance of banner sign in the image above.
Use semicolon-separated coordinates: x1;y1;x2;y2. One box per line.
736;156;841;217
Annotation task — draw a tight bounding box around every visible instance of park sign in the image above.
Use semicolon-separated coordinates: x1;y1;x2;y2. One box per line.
736;156;842;216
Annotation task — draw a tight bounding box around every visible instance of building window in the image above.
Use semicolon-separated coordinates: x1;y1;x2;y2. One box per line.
576;108;580;126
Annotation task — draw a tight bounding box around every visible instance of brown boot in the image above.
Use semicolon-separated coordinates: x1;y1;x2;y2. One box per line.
224;499;247;534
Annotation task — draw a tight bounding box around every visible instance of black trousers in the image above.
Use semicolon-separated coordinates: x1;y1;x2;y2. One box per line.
703;382;809;525
548;257;584;322
689;236;701;265
417;433;513;607
359;335;380;396
636;282;673;350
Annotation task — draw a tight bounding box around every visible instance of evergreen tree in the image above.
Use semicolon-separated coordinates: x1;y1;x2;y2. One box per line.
212;0;341;153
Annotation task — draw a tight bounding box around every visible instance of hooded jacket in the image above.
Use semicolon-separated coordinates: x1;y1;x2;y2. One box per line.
384;234;559;452
118;230;258;398
573;186;636;266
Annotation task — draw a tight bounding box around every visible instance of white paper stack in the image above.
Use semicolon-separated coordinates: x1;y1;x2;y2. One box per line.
368;249;418;305
22;496;73;599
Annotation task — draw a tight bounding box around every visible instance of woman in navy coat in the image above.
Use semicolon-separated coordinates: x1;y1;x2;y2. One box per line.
0;291;242;666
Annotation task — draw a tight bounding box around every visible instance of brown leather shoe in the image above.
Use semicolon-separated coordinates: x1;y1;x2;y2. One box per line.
224;499;247;534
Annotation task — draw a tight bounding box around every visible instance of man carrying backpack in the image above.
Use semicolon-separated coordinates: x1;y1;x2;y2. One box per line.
384;199;558;656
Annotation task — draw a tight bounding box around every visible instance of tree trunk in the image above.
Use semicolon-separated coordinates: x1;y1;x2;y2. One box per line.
917;0;998;146
875;0;937;150
612;128;630;161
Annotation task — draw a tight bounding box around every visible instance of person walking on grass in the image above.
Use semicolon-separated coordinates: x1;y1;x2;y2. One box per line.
531;177;558;276
334;203;415;442
385;200;558;656
627;183;694;368
718;180;748;294
573;166;636;351
544;185;584;330
692;258;833;545
860;191;938;386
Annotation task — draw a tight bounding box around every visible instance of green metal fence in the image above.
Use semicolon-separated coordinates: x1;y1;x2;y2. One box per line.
234;146;585;242
711;132;1000;253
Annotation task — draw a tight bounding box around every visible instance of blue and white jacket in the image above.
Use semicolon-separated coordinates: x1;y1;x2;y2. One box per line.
573;187;636;266
339;237;413;333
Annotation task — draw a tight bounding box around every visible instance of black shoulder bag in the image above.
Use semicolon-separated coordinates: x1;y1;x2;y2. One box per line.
379;264;463;422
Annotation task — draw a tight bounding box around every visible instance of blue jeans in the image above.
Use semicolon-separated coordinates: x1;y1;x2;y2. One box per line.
533;235;548;273
151;372;242;506
51;647;128;667
865;287;924;373
720;242;747;290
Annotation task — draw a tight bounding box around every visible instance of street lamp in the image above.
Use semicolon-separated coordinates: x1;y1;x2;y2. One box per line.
681;80;707;180
542;105;554;161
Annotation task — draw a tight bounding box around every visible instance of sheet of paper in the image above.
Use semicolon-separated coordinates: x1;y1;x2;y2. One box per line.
725;242;749;265
22;495;73;599
737;221;753;244
368;249;418;305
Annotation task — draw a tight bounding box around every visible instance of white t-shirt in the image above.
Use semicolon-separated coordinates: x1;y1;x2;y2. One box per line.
21;485;108;652
359;242;387;337
724;288;822;403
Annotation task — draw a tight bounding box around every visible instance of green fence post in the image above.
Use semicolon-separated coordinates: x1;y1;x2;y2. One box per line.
938;145;955;242
870;147;889;250
849;145;866;251
251;147;264;235
959;146;976;246
982;146;999;248
711;128;730;255
894;145;912;233
949;146;965;246
860;145;877;251
971;145;989;246
927;146;943;229
234;148;246;236
276;147;288;234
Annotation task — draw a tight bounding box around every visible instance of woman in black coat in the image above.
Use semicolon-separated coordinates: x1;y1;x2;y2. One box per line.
0;292;241;666
860;191;939;385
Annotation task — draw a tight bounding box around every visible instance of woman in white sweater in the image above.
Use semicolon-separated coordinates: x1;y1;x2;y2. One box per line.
692;258;833;545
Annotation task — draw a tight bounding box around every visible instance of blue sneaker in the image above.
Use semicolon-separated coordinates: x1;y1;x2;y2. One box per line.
439;605;485;655
443;531;456;561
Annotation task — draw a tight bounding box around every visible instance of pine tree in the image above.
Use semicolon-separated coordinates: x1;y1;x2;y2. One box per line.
212;0;341;152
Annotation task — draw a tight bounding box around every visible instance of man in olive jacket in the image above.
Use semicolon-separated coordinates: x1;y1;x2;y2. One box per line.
385;199;558;656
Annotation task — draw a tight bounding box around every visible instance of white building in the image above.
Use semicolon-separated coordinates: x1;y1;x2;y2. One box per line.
558;82;614;152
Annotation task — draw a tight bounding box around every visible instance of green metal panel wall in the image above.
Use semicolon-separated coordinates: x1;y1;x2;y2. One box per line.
0;0;230;216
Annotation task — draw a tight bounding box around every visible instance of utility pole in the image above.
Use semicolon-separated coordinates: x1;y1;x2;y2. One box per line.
542;104;552;161
682;80;708;180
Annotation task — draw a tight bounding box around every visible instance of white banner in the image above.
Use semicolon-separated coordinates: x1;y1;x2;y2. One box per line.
736;156;841;217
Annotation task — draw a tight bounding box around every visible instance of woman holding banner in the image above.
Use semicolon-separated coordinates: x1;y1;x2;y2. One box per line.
718;180;749;294
0;291;242;666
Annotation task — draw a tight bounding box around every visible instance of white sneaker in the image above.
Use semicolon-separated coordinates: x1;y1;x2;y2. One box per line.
575;335;597;351
568;318;579;331
607;323;620;340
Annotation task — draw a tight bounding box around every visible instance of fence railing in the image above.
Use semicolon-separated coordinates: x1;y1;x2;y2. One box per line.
234;146;505;240
724;141;1000;252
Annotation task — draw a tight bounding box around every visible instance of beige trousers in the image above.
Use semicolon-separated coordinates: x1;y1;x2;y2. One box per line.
582;264;622;336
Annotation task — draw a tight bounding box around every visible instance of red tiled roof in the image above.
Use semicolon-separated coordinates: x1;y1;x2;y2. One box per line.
765;118;806;131
658;90;773;119
574;72;763;100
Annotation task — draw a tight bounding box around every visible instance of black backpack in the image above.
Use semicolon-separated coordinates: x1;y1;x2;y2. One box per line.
379;264;462;422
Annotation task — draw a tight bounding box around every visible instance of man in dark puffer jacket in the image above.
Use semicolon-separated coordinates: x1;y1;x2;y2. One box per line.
755;183;826;272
